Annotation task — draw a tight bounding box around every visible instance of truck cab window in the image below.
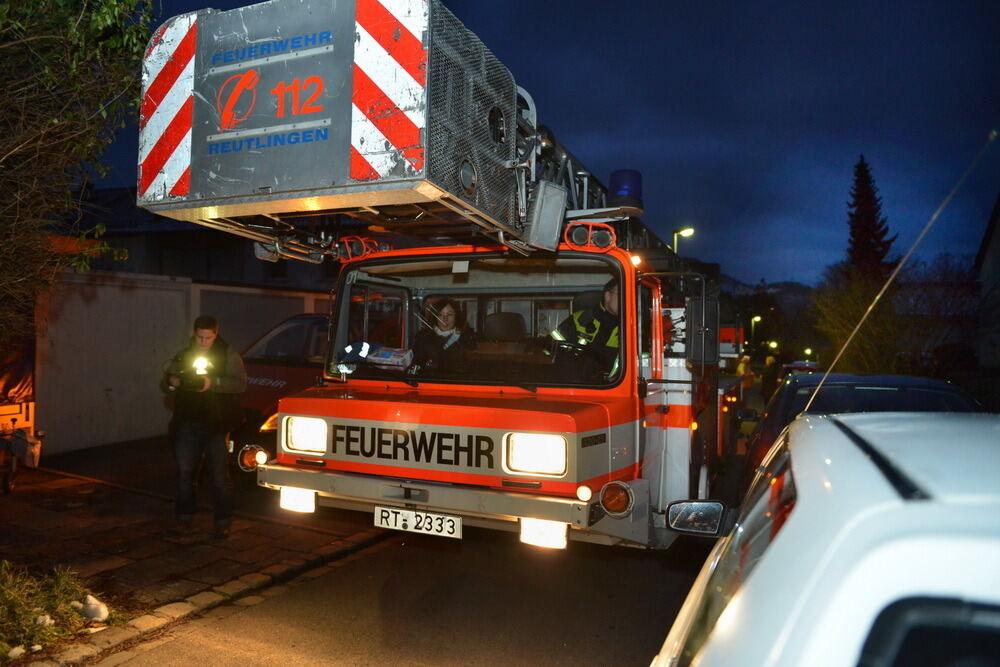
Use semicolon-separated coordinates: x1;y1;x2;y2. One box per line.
331;254;622;388
345;284;406;349
639;283;653;358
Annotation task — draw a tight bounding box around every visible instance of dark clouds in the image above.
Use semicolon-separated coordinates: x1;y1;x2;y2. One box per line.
111;0;999;285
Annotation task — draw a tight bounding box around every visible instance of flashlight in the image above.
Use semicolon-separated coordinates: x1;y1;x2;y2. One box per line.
193;357;209;375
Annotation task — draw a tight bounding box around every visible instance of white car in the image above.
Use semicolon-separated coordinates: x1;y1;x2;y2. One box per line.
652;412;1000;667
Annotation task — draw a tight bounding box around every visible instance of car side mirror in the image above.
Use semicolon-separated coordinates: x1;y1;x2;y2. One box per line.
666;500;735;538
737;408;759;422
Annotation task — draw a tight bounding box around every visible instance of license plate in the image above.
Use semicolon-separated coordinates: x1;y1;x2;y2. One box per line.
374;506;462;539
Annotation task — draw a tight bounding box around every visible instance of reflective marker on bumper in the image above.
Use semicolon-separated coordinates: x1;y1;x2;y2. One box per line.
519;517;568;549
279;487;316;513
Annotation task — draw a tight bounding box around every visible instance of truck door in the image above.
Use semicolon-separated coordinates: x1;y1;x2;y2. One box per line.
639;279;695;528
637;280;668;516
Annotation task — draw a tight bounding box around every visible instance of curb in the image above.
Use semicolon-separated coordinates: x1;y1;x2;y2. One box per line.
26;528;390;666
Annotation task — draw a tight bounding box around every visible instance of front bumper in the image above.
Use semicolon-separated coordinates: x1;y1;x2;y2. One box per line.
257;463;591;528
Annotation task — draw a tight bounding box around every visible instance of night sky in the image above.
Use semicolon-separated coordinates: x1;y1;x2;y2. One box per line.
102;0;1000;285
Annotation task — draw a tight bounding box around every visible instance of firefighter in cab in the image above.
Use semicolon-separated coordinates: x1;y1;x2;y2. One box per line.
550;278;620;380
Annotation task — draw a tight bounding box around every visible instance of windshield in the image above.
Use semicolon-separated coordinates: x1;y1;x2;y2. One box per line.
756;380;980;447
790;384;979;415
328;253;623;388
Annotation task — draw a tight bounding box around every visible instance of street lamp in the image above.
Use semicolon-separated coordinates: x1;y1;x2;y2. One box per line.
804;347;812;358
768;340;778;350
751;315;761;346
672;226;695;254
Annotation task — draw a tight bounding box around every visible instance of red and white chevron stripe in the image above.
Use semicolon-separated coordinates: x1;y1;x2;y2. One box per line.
350;0;428;181
138;14;197;200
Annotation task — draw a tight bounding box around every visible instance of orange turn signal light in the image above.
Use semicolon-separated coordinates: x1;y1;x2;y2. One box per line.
238;444;269;472
599;481;634;517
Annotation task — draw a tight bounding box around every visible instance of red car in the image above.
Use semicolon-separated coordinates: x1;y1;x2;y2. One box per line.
241;313;329;419
233;314;328;466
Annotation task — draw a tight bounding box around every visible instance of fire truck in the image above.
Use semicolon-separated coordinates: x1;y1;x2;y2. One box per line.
138;0;744;548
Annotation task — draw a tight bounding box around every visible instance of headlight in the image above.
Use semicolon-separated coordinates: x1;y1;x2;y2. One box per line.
504;433;566;476
285;416;327;453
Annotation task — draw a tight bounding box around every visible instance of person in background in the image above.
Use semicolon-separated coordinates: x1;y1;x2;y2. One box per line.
413;298;476;372
737;355;755;392
162;315;246;541
761;355;780;402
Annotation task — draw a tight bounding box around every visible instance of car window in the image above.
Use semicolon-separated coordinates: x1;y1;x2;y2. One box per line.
245;319;309;362
677;436;797;666
305;321;329;363
858;597;1000;667
244;316;326;365
791;385;978;415
752;381;797;445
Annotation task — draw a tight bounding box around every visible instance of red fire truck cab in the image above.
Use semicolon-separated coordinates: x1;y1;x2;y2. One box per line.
255;235;738;549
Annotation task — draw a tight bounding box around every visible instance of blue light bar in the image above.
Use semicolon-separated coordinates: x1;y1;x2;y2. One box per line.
608;169;643;210
610;169;642;199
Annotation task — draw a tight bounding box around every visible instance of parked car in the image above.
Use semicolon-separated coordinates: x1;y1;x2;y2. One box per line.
231;314;328;468
652;412;1000;667
777;359;817;380
240;313;328;418
743;373;981;475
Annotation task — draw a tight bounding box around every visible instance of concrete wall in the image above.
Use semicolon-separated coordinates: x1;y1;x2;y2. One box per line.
35;271;328;454
36;272;191;454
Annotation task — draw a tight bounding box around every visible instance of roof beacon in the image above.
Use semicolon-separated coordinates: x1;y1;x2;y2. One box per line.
609;169;643;211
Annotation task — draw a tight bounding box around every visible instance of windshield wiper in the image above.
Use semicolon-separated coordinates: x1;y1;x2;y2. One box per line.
354;366;418;387
490;381;537;392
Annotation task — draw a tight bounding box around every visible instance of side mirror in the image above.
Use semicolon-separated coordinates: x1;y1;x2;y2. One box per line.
685;297;719;365
737;408;758;422
666;500;734;538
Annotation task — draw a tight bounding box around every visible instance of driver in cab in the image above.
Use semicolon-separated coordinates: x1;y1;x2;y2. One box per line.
550;278;620;378
413;298;476;373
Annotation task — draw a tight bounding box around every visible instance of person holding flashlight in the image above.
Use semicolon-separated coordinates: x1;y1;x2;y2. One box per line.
162;315;246;541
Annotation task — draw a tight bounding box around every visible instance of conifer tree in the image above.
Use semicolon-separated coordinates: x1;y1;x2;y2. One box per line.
846;155;897;278
810;156;900;373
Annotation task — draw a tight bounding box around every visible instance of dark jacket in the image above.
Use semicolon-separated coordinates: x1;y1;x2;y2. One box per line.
162;337;247;431
413;327;476;372
761;363;780;400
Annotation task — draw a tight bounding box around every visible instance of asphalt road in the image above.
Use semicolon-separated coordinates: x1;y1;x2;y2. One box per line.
104;526;710;666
